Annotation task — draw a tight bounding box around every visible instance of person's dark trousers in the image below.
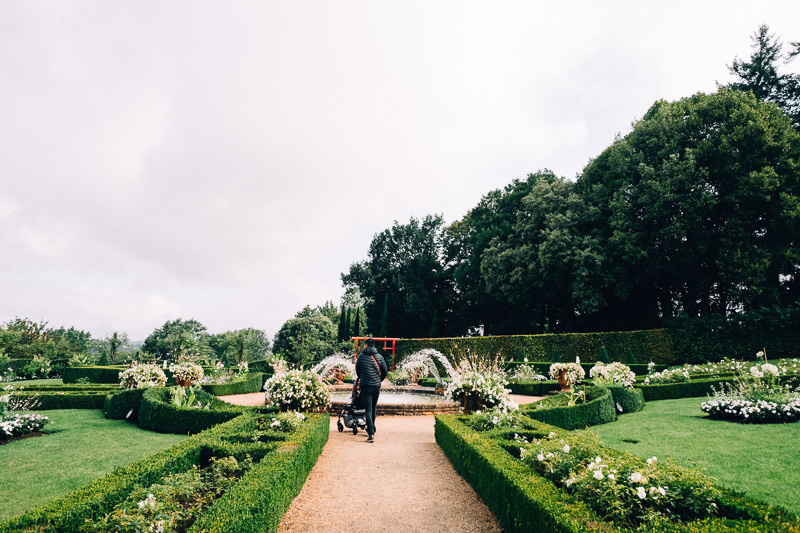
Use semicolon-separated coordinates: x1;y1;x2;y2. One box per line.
360;385;381;436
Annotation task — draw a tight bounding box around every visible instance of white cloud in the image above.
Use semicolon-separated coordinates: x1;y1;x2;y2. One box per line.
1;1;799;339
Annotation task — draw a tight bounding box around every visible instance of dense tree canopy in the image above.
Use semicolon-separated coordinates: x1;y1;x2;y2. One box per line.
208;328;270;365
141;318;212;362
342;88;800;336
342;215;456;339
272;312;337;367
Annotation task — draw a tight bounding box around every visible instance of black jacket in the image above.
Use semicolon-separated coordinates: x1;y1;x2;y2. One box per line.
355;347;388;387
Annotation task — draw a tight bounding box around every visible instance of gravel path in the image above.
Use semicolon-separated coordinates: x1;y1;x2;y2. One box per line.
219;392;544;532
277;415;503;533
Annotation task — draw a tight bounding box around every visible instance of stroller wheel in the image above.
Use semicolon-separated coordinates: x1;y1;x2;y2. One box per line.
337;421;344;432
352;426;358;435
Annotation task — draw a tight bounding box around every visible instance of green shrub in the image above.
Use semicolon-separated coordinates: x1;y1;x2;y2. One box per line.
639;377;737;401
608;386;645;413
397;329;676;366
62;366;127;384
200;373;264;396
137;387;246;434
10;391;108;410
597;345;610;364
104;389;146;421
507;379;561;396
521;386;616;430
507;361;666;377
625;348;638;365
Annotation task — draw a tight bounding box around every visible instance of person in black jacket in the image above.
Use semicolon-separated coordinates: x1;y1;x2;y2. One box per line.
355;338;388;443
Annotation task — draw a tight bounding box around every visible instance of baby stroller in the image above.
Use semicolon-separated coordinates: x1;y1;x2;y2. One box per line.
336;379;367;434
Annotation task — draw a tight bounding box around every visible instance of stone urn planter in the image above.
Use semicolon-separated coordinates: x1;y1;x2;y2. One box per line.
176;378;190;387
558;370;571;391
461;393;484;414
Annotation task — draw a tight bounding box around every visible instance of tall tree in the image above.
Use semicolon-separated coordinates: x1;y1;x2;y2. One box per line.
443;174;548;335
342;215;456;338
724;25;800;126
272;313;336;367
142;318;211;361
578;89;800;320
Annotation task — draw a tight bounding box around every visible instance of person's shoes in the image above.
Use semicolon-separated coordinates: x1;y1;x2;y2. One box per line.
367;435;374;443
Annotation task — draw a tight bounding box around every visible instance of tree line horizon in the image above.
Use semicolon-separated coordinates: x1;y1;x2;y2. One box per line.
341;25;800;339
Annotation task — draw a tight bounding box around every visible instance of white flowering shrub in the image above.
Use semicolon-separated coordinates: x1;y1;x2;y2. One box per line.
701;355;800;423
1;389;50;439
643;368;690;385
549;363;585;387
119;363;167;389
464;407;521;431
520;432;721;528
400;360;430;382
510;364;548;381
169;362;204;386
589;362;636;389
446;370;518;413
264;369;330;412
256;411;306;434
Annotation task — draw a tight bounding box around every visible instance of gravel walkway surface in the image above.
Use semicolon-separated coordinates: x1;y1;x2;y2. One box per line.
277;415;503;533
219;392;543;533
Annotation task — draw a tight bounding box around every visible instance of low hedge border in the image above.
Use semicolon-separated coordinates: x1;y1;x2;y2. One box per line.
639;377;737;401
10;390;109;410
0;411;329;533
188;412;330;532
62;366;128;384
520;386;616;430
137;387;252;434
508;379;562;396
434;414;800;532
200;373;265;396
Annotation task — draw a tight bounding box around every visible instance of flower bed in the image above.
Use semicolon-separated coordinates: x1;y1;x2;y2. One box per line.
549;362;586;388
434;414;800;532
0;409;329;533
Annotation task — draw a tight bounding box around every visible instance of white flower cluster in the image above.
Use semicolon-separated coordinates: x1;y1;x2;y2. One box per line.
589;362;636;388
119;363;167;389
1;412;50;438
264;369;330;412
400;360;430;381
549;363;585;387
446;370;518;412
644;368;690;385
701;397;800;423
263;411;306;433
169;362;204;386
511;364;548;381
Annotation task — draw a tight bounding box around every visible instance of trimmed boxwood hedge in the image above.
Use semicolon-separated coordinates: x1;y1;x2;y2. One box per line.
397;329;676;365
434;414;800;533
137;387;252;434
608;386;645;413
104;389;146;421
638;377;737;401
520;386;616;430
62;365;128;384
200;372;264;396
507;379;562;396
0;411;329;533
10;390;109;410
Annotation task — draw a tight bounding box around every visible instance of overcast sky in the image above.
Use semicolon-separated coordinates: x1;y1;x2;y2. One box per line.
2;2;799;341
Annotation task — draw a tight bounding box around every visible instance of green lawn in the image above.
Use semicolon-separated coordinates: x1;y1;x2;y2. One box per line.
591;397;800;516
0;409;187;522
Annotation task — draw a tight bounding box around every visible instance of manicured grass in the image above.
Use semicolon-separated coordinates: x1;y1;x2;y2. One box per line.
5;378;64;386
0;409;187;522
591;397;800;516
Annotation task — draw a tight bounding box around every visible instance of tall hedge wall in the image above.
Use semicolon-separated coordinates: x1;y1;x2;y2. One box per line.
665;306;800;364
396;329;675;365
